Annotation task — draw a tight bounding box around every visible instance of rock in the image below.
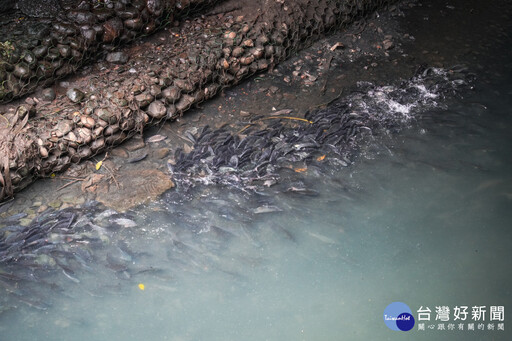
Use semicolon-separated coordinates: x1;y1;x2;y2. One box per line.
54;120;73;137
48;200;62;209
13;63;30;79
173;79;194;92
60;194;85;205
124;18;143;30
110;147;129;158
39;146;49;158
81;27;96;42
147;100;166;119
175;94;194;112
103;17;124;42
135;92;154;108
95;108;116;124
33;45;48;58
224;31;236;39
57;44;71;58
153;148;170;159
106;51;129;64
232;46;244;58
91;137;105;151
240;55;254;65
95;169;174;211
123;135;145;151
383;39;394;50
80;115;96;128
41;88;56;101
242;39;254;47
67;88;85;103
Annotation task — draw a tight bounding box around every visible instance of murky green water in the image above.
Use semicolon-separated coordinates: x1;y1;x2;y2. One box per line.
1;0;512;340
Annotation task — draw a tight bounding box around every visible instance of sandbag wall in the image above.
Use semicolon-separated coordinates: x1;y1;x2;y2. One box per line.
0;0;394;202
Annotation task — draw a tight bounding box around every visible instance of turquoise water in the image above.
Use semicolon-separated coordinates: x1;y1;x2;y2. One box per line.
2;68;510;341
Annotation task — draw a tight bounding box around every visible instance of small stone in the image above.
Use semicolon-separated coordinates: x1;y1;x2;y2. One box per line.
67;88;85;103
147;100;167;119
283;76;291;83
110;147;129;158
95;108;116;124
232;46;244;58
123;135;145;151
153;148;170;159
41;88;56;101
61;194;85;205
173;79;194;92
383;39;394;50
162;86;181;103
224;31;236;39
81;115;95;129
49;200;62;209
54;120;73;137
106;51;129;64
57;44;71;58
40;146;49;158
242;39;254;47
269;86;279;94
240;55;254;65
13;63;30;79
175;94;194;112
103;17;123;42
135;93;154;108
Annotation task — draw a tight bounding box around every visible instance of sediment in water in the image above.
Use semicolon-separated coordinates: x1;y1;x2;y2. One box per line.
0;0;394;202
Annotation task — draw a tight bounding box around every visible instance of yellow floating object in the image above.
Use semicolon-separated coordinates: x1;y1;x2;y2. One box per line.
50;173;56;178
316;155;326;161
294;167;307;173
138;283;145;291
95;160;103;170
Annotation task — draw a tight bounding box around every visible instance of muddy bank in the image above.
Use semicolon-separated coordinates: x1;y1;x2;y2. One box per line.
0;0;394;202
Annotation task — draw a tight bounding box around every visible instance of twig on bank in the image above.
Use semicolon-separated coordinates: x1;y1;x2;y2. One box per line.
57;179;83;192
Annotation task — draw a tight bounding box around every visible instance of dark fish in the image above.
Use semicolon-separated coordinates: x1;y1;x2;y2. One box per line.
253;205;282;214
62;269;80;283
285;186;320;197
270;224;296;242
128;152;148;163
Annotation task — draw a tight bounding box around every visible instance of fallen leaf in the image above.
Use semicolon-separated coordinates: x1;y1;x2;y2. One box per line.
294;167;307;173
95;160;103;170
147;134;167;143
316;155;326;161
